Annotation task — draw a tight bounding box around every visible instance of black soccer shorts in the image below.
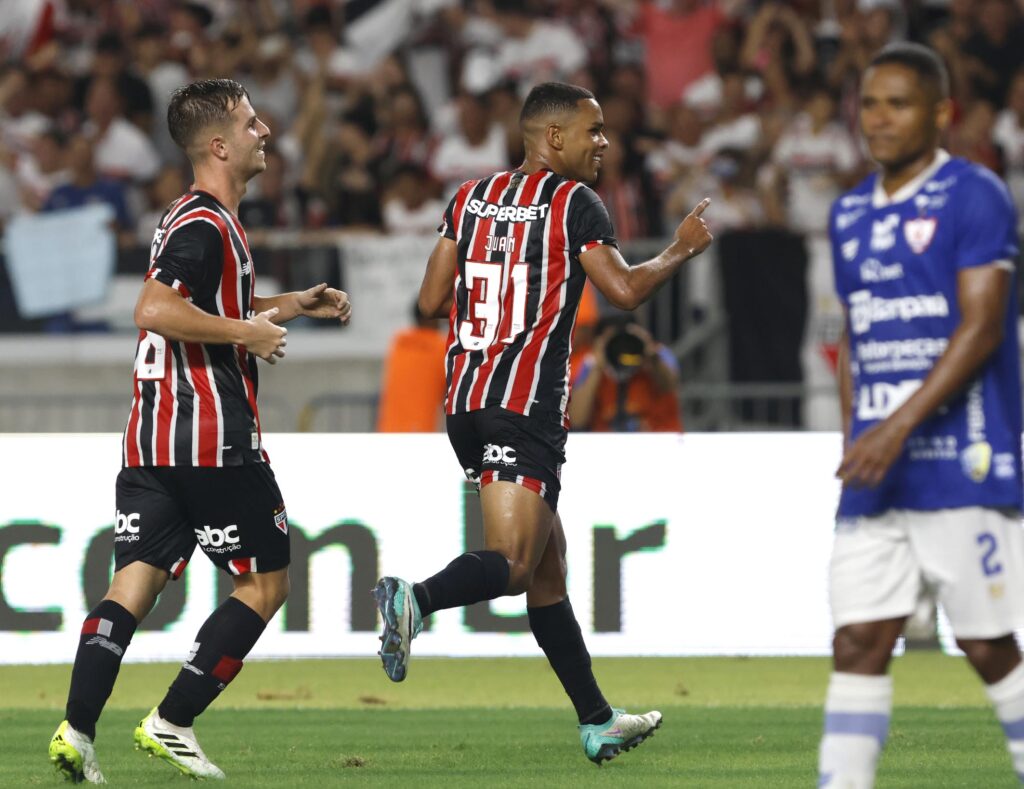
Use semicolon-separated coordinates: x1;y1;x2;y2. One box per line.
113;464;289;578
446;406;566;511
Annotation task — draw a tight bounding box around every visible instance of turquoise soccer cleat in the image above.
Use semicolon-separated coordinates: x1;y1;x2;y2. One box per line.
372;576;423;682
579;708;663;765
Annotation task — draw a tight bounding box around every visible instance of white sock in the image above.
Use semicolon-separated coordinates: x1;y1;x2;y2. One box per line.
818;672;893;789
985;660;1024;782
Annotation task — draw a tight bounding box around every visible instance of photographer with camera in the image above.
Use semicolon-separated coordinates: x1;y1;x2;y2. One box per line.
568;316;682;432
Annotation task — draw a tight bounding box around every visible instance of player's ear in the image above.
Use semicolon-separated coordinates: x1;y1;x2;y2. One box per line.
546;122;564;151
208;132;229;162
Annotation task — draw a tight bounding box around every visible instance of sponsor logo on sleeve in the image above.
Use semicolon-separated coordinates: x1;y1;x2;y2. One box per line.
273;507;288;535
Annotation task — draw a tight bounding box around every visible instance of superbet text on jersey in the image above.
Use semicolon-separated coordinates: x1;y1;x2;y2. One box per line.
830;151;1023;517
439;169;617;426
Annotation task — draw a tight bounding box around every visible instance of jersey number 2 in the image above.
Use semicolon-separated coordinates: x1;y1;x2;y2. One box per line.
459;260;528;351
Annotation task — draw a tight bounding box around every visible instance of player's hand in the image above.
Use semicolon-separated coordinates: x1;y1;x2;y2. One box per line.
835;419;910;488
245;308;288;364
297;283;352;325
675;198;713;259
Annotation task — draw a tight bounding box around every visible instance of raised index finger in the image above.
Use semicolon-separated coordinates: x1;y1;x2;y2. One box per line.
691;197;711;217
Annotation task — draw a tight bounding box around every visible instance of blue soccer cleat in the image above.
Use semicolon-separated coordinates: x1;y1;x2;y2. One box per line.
372;576;423;682
580;708;662;765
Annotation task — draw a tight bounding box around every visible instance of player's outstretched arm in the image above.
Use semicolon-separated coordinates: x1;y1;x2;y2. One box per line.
580;198;713;311
419;236;457;318
135;279;288;363
253;284;352;325
837;264;1011;488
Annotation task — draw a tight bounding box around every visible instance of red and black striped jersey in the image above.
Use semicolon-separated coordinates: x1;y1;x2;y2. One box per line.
440;169;617;425
123;190;267;468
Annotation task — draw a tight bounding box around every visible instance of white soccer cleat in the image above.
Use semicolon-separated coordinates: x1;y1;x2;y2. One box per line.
133;707;225;780
49;720;107;784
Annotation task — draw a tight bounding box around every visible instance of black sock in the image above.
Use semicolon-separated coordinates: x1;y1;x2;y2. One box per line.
157;597;266;727
528;598;612;725
65;600;138;740
412;550;510;617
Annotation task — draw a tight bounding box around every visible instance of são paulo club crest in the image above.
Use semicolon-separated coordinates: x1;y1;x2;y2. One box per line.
904;217;938;254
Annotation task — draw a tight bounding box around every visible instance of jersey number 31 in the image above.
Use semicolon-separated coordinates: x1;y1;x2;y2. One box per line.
459;260;528;351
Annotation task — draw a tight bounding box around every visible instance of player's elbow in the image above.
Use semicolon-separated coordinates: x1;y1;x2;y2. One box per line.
605;288;641;312
134;299;162;333
417;292;446;320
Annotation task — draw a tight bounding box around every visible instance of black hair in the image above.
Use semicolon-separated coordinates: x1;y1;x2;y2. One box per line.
167;78;249;151
519;82;595;126
868;42;949;100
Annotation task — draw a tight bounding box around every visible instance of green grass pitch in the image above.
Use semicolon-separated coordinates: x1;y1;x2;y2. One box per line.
2;654;1019;787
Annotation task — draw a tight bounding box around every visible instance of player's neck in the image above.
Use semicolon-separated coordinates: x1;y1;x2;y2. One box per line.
190;169;246;214
880;148;939;197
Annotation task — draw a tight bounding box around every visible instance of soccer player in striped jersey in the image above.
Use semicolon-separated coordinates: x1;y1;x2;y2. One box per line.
373;82;712;764
819;45;1024;787
48;79;351;784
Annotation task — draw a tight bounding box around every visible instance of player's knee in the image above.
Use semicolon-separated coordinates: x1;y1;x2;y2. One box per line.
505;561;535;596
957;634;1018;678
833;624;894;671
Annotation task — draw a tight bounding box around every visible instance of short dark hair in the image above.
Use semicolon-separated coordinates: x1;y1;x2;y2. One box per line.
167;78;249;151
520;82;595;125
868;43;949;100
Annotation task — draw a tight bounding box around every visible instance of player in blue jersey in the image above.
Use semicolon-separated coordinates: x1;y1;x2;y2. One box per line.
819;43;1024;788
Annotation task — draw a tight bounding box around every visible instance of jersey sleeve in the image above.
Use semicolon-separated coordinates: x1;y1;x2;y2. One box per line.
568;185;618;256
438;180;475;240
438;192;458;240
953;168;1020;270
146;220;222;302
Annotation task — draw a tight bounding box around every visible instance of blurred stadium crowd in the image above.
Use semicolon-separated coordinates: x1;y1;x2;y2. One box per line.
0;0;1023;431
4;0;1024;246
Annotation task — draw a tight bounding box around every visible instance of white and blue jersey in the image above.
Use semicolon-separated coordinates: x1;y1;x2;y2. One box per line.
830;151;1022;517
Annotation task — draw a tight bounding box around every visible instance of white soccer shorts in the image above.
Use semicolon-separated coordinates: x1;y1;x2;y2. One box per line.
830;507;1024;639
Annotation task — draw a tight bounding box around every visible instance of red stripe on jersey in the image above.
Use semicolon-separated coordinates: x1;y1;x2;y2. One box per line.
503;182;574;414
222;210;252;260
154;360;174;465
450;181;475;243
212;655;244;684
145;268;191;298
183;342;219;466
580;240;605;254
159;209;228;262
236;346;262;446
125;376;143;466
446;174;514;413
468;171;546;410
